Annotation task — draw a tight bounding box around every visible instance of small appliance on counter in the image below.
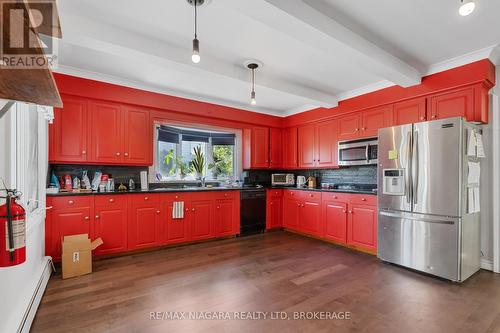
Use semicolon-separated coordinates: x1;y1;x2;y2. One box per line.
296;176;306;188
271;173;295;186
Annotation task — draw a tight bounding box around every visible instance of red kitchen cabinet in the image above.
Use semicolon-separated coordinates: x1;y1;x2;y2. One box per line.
93;196;128;255
298;124;316;168
361;106;393;137
269;128;283;168
428;87;474;121
298;121;337;168
90;101;123;164
300;193;322;236
49;196;93;260
214;199;236;237
128;194;161;250
337;114;361;141
50;95;90;163
283;127;298;169
393;97;427;125
160;193;190;245
347;204;377;252
322;200;348;244
122;105;152;165
251;127;270;168
190;195;214;241
266;190;283;230
315;120;337;168
283;193;300;230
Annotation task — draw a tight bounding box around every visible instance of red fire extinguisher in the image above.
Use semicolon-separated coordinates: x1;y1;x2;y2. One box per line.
0;189;26;267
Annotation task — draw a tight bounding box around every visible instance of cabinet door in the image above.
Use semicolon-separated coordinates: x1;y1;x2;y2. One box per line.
51;96;89;163
428;88;474;121
128;195;160;250
251;127;270;168
348;204;377;252
283;127;298;169
94;197;128;255
323;200;347;244
269;128;283;169
53;207;92;260
214;199;235;237
122;106;152;165
91;101;123;163
162;201;190;245
190;199;213;241
337;114;361;141
283;197;300;230
300;199;322;236
393;98;427;125
266;197;282;230
361;106;393;137
298;124;316;168
316;120;337;167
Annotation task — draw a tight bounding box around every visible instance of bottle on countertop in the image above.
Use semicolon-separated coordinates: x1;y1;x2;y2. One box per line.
129;179;135;191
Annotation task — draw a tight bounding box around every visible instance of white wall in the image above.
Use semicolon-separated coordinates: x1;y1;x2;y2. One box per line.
0;103;51;333
492;67;500;273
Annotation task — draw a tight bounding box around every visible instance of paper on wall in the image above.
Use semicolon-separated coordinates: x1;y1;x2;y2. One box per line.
473;187;480;213
467;187;481;214
467;161;481;185
467;129;477;157
476;133;485;158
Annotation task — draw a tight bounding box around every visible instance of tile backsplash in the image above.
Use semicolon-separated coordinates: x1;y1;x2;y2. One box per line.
242;165;377;186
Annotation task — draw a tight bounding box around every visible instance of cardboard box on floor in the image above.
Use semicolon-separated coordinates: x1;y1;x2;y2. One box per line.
62;234;103;279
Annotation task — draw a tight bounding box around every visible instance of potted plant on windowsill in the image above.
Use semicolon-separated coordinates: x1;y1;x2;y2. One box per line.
208;156;223;179
190;146;205;180
164;149;189;180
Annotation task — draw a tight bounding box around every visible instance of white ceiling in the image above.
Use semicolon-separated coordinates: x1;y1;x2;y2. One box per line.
55;0;500;116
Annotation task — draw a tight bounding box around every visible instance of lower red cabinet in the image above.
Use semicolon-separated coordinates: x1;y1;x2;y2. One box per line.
94;196;128;255
128;194;161;250
322;200;348;244
300;193;322;236
190;196;214;241
283;197;300;230
266;189;283;230
160;194;190;245
347;204;377;252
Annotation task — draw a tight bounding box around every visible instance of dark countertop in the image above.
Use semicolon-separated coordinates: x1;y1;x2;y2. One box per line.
268;186;377;195
46;187;242;197
47;185;377;197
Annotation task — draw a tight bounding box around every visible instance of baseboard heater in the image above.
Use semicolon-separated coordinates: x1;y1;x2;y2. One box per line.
18;257;53;333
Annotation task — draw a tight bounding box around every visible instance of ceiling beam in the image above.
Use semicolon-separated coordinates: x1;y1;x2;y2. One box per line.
223;0;421;87
59;14;338;108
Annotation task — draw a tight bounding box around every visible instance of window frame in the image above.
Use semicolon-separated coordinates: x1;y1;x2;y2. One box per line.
150;122;242;183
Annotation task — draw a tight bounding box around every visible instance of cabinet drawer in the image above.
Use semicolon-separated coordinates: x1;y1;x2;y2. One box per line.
160;192;190;202
212;191;236;200
284;190;302;199
94;195;127;207
51;196;92;209
267;189;283;198
349;194;377;206
302;191;321;202
130;193;159;205
322;192;350;203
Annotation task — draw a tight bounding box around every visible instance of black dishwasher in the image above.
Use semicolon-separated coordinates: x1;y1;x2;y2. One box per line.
240;188;266;236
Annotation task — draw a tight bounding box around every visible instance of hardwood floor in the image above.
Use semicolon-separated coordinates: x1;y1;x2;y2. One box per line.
31;231;500;333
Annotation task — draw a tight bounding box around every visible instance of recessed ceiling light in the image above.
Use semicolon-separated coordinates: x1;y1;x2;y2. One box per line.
459;0;475;16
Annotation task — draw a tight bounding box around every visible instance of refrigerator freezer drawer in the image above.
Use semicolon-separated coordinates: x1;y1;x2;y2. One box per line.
378;211;459;281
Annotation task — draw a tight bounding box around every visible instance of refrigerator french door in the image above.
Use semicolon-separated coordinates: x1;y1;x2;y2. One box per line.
377;117;480;282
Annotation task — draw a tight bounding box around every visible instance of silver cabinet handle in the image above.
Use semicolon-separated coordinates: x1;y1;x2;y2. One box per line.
109;198;114;203
192;208;195;212
95;215;99;219
82;150;86;154
68;200;74;205
84;216;90;220
412;131;419;205
116;152;121;156
124;152;129;157
405;131;412;204
156;210;160;214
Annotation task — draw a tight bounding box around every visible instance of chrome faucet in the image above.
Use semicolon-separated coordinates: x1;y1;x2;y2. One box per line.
200;177;206;188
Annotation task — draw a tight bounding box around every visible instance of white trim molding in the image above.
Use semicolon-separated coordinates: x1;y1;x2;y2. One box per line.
492;68;500;273
481;259;494;272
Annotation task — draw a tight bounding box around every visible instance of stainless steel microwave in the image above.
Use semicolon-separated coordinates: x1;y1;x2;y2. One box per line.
338;137;378;166
271;174;295;186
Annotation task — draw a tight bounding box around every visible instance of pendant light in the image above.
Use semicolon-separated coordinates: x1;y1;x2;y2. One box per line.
459;0;475;16
247;63;258;105
188;0;203;63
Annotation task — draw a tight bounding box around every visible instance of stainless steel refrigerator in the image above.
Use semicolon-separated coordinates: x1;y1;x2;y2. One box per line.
377;117;481;282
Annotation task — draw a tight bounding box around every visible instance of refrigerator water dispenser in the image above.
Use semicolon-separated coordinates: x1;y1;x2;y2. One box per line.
383;169;405;195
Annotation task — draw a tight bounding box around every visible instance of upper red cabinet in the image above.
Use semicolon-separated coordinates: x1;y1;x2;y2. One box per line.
283;127;298;169
50;95;152;166
428;87;474;122
337;113;360;141
393;97;427;125
298;120;337;169
243;127;282;169
337;106;393;140
50;95;90;163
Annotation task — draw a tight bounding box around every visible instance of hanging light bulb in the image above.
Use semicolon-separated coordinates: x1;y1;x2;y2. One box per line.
247;63;258;106
459;0;475;16
190;0;201;63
